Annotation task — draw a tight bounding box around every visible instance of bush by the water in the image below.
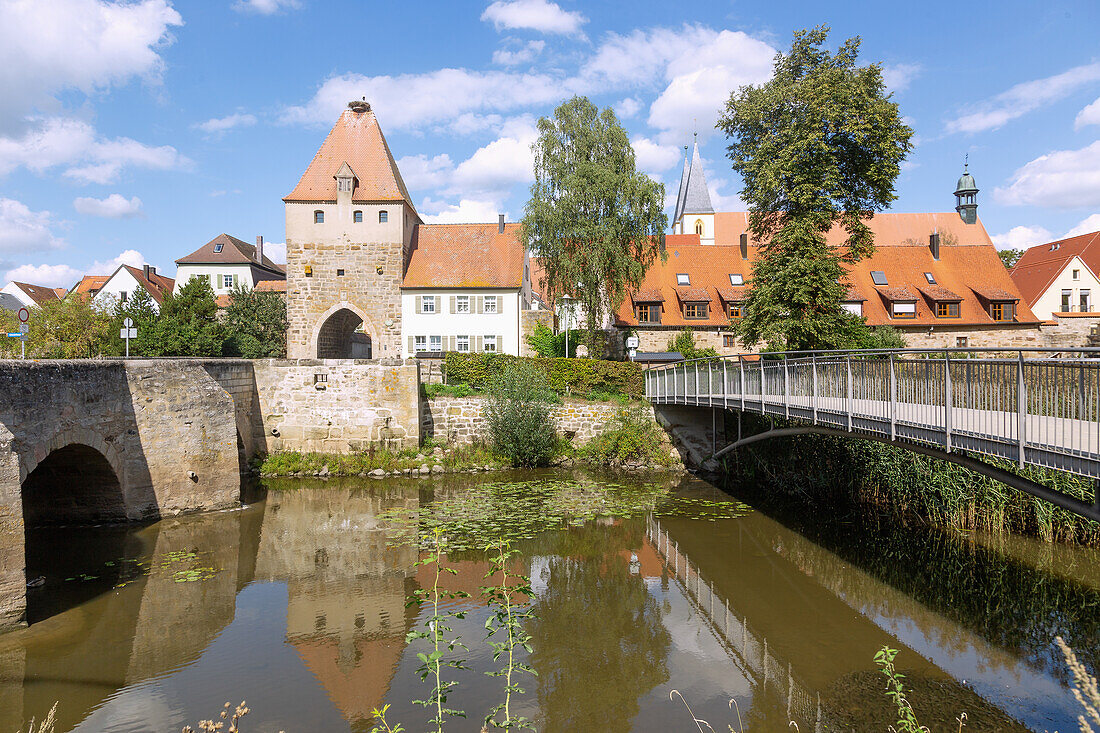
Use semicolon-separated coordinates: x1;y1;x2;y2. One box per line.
485;361;558;467
445;351;644;399
581;406;672;467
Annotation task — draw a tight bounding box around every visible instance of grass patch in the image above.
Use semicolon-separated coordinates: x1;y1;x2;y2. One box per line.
257;441;509;476
579;406;673;467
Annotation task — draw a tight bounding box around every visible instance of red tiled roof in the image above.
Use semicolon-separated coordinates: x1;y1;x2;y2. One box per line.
1010;229;1100;306
971;286;1018;302
717;286;747;302
403;222;524;289
675;286;712;302
917;284;963;302
119;265;175;305
714;211;994;249
72;275;110;297
176;233;284;273
880;286;918;301
255;279;287;293
284;105;415;209
12;281;63;306
632;289;665;303
616;219;1039;328
53;287;67;298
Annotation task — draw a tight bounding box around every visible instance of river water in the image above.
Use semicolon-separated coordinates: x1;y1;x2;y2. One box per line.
2;469;1098;732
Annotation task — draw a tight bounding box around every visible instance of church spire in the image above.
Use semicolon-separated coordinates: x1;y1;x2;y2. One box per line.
681;138;713;216
954;156;978;225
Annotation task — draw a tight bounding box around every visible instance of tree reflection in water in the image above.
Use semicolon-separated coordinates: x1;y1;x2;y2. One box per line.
525;521;671;732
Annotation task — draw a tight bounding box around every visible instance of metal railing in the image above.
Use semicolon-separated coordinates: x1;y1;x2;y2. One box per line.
646;347;1100;481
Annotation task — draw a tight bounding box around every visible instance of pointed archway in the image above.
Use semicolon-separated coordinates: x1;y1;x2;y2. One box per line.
314;304;374;359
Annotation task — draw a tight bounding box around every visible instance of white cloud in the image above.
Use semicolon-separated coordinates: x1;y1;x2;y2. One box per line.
4;248;147;289
260;240;286;264
1065;213;1100;238
421;197;506;224
232;0;300;13
0;117;188;183
946;62;1100;135
0;0;182;132
194;112;257;136
492;40;545;66
882;63;921;93
1075;96;1100;129
0;198;65;252
396;152;454;192
614;97;641;119
73;193;143;218
449;121;537;195
990;225;1054;251
481;0;586;36
631;136;681;176
4;263;81;288
995;140;1100;208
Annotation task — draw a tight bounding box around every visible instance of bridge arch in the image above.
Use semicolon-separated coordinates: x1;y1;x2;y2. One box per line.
20;429;132;525
311;302;378;359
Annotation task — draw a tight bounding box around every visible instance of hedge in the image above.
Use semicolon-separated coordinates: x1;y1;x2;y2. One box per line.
444;352;645;399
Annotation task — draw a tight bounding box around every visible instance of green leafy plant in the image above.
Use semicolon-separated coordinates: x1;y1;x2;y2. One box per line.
369;704;406;733
485;361;558;467
221;284;287;358
406;528;469;733
665;328;719;360
581;406;671;467
481;541;537;730
874;646;928;733
445;352;645;399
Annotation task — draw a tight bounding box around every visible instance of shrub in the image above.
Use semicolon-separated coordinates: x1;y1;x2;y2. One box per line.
424;382;476;399
445;352;645;399
581;406;670;467
666;328;719;359
485;361;558;467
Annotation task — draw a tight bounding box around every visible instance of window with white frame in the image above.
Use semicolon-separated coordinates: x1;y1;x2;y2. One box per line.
222;274;235;289
729;273;744;285
484;296;498;314
213;243;224;253
483;335;497;352
429;335;442;351
891;301;916;318
421;295;436;313
676;273;690;285
456;295;470;313
456;335;470;352
414;335;427;352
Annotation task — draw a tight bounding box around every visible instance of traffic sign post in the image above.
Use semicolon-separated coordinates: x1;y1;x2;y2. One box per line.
121;317;137;358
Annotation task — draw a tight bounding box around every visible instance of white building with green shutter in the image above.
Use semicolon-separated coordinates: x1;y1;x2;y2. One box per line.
174;233;285;296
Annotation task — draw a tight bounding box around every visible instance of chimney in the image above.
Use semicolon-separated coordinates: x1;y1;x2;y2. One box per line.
498;214;505;234
256;235;264;263
739;233;748;260
143;264;151;280
929;232;941;261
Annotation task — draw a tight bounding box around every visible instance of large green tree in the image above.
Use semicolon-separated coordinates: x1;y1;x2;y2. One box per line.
0;297;112;358
522;96;667;354
152;276;224;356
222;285;287;358
717;26;913;351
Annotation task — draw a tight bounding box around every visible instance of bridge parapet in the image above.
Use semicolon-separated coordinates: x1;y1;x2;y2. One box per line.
647;348;1100;518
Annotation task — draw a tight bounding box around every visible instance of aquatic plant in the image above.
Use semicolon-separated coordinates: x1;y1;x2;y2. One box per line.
406;528;469;732
181;701;250;733
873;647;929;733
17;703;56;733
1057;636;1100;733
368;704;405;733
481;540;537;730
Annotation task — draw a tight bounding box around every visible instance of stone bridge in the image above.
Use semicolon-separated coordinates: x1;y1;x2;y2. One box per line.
0;358;421;631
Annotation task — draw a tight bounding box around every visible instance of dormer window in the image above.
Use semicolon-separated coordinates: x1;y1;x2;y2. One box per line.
729;273;744;286
337;176;352;193
213;243;224;253
891;302;916;318
924;272;936;284
871;271;888;286
676;273;690;285
379;211;389;223
314;210;324;224
990;302;1015;322
354;210;363;223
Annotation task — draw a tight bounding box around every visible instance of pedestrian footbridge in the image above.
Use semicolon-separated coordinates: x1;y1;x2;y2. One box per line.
645;348;1100;522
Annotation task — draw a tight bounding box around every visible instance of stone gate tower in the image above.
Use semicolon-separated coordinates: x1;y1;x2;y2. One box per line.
284;100;419;359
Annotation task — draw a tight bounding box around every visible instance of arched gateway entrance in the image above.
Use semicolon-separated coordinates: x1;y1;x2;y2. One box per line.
316;307;373;359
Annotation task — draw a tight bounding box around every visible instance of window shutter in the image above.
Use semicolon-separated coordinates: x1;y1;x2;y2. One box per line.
475;335;483;351
416;297;422;314
408;335;415;353
477;296;483;313
448;335;456;351
208;274;215;288
233;274;238;288
434;295;441;313
495;295;502;311
450;296;456;314
498;335;504;354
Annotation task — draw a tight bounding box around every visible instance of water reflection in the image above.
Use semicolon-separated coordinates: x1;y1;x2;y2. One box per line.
0;471;1095;731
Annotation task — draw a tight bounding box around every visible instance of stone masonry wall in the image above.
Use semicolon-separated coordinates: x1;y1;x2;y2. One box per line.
519;309;554;357
253;360;420;453
422;396;650;445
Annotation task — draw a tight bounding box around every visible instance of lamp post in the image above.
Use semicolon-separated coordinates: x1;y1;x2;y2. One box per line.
560;294;575;358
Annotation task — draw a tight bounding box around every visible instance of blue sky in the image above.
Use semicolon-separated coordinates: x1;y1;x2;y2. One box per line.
2;0;1100;288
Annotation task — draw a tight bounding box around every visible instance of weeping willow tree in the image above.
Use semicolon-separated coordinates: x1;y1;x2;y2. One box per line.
718;26;913;351
522;96;667;355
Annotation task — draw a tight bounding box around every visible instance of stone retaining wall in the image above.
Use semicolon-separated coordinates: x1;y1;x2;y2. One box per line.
422;396;647;444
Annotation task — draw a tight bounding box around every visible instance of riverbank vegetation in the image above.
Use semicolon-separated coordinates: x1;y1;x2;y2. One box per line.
444;351;644;400
256;439;507;477
486;361;558;467
578;406;674;468
725;413;1100;544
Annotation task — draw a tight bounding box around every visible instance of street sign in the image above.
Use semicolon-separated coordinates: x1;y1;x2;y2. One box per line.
6;333;21;338
123;317;134;328
120;328;138;339
17;307;29;323
626;336;640;349
18;324;28;334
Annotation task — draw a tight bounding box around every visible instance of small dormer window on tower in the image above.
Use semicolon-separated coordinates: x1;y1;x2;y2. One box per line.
337;176;352;193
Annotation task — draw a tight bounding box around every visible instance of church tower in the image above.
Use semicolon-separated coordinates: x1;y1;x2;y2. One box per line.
954;160;979;225
284;100;419;359
671;135;715;244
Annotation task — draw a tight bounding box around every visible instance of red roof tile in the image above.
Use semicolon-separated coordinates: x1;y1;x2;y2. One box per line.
1010;229;1100;306
714;211;994;249
11;281;63;306
675;286;712;302
917;284;963;302
284;104;415;209
119;265;175;305
879;286;918;301
632;289;665;303
72;275;110;296
255;279;287;293
403;223;524;289
971;286;1018;302
176;233;284;273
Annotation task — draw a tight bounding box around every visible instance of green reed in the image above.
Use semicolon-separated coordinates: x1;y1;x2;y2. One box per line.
481;540;537;730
